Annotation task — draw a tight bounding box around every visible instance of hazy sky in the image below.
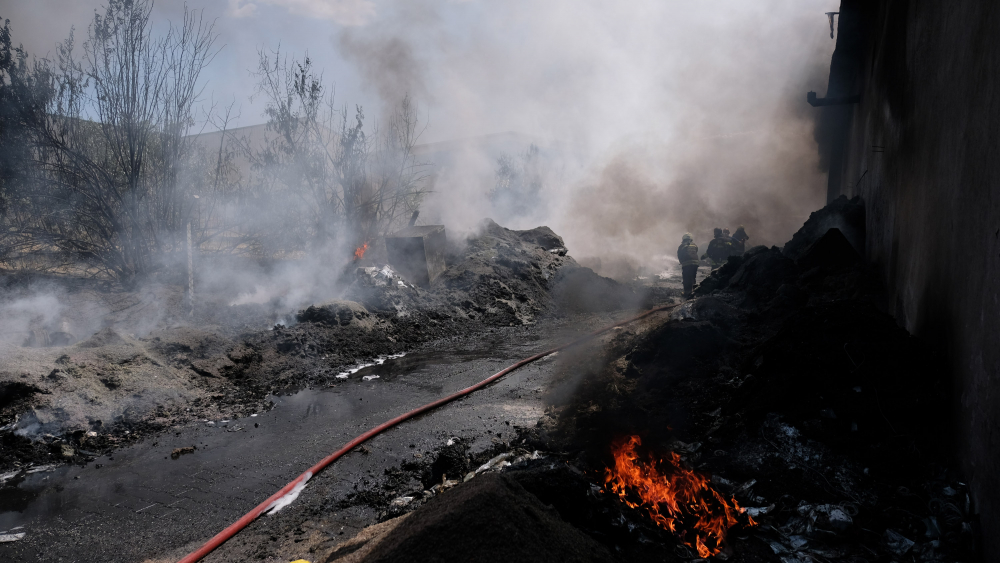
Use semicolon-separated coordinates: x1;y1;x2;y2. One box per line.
3;0;842;270
5;1;838;141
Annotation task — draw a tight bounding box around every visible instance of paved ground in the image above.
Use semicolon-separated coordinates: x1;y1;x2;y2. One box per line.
0;313;637;563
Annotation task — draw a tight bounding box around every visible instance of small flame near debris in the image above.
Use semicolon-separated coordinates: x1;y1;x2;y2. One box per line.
603;435;755;557
354;242;369;261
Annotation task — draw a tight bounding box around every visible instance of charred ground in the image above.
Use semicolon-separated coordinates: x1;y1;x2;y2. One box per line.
0;220;657;473
0;202;976;563
275;197;974;563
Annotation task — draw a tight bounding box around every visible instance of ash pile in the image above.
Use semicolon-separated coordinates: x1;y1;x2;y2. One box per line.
341;219;645;327
542;196;976;561
247;220;649;390
307;196;976;563
0;219;652;473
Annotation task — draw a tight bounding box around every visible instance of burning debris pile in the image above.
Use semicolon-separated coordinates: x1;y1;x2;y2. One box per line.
517;195;976;561
604;435;755;557
343;220;646;326
221;221;648;392
0;220;651;472
319;196;974;562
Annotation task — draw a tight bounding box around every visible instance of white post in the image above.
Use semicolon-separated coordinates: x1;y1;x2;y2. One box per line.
187;220;194;316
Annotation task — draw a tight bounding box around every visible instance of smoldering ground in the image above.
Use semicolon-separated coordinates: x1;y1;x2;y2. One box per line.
0;0;840;449
3;0;841;289
331;0;840;277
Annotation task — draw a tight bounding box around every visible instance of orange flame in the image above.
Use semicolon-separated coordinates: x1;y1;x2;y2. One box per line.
354;242;369;261
603;435;754;557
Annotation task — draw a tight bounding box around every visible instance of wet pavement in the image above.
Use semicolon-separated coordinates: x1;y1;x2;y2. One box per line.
0;323;588;562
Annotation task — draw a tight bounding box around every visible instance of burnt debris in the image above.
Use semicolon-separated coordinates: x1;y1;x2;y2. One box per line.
328;196;974;563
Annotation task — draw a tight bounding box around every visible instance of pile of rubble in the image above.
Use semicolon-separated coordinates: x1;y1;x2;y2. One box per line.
223;221;648;392
318;196;976;562
0;220;649;472
341;220;646;326
541;195;974;561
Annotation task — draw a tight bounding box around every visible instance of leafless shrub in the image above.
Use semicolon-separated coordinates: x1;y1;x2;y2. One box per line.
239;48;429;258
490;143;543;221
0;0;217;285
2;6;427;282
0;18;57;267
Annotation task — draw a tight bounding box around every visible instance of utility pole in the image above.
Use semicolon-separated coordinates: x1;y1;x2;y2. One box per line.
187;194;200;316
187;220;194;316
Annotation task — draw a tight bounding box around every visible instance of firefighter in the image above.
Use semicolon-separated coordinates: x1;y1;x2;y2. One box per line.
731;225;750;255
702;227;732;268
677;233;700;298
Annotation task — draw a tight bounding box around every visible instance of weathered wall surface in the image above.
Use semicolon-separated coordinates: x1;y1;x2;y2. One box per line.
823;0;1000;548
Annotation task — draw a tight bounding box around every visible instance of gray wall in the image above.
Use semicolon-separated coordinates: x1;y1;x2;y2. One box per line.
824;0;1000;547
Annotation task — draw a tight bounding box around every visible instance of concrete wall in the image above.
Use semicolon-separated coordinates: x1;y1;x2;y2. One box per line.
822;0;1000;547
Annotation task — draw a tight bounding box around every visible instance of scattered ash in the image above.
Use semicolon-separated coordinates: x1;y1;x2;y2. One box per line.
301;198;974;563
781;195;865;261
0;221;658;474
354;472;613;563
536;197;974;561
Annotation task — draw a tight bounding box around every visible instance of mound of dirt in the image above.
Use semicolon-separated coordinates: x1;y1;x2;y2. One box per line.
342;219;641;327
695;245;800;304
552;264;642;313
354;473;613;563
782;194;865;260
0;329;218;449
515;225;566;250
77;327;126;348
796;227;862;271
296;300;380;331
542;196;973;562
737;299;951;463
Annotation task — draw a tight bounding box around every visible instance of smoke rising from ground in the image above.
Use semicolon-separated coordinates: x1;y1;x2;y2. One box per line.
335;0;839;276
1;0;839;341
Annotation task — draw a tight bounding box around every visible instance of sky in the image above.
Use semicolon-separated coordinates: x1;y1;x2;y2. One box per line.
3;0;842;274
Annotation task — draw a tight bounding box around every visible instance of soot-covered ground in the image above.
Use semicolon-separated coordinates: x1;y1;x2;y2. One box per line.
288;197;976;563
0;220;661;473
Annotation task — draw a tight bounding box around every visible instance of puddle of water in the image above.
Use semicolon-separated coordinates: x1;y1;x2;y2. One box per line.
0;345;508;530
336;349;498;382
0;475;41;513
0;465;72;517
334;353;407;379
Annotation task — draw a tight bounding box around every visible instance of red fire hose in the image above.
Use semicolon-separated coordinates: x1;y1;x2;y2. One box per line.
177;303;677;563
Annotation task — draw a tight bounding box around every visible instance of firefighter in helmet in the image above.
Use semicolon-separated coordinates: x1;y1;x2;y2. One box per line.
731;225;750;255
702;227;732;268
677;233;700;298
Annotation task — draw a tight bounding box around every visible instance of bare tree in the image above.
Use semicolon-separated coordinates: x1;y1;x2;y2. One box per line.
243;48;428;258
490;143;543;221
0;18;57;267
360;95;427;246
156;5;218;247
8;0;217;284
4;8;424;279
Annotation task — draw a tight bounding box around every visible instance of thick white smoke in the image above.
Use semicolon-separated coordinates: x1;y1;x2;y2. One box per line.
2;0;840;329
329;0;839;277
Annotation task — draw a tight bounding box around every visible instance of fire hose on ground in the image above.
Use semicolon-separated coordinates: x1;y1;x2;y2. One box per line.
177;303;679;563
